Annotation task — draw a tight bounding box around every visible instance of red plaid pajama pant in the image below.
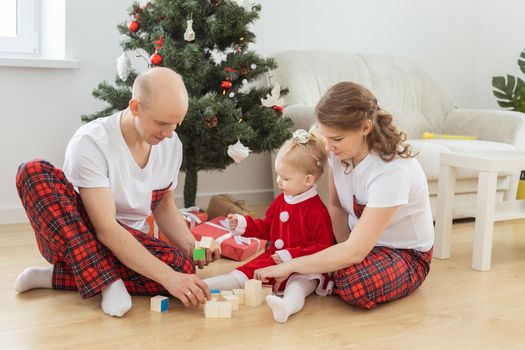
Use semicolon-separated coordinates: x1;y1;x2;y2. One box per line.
332;195;433;309
16;159;195;299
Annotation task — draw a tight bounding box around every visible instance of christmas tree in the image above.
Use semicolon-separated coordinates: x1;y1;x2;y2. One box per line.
82;0;292;207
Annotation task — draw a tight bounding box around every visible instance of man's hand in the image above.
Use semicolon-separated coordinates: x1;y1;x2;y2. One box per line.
195;247;221;269
227;214;238;230
163;271;211;307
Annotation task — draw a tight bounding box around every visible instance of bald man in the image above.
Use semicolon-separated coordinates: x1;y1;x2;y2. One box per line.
15;67;219;317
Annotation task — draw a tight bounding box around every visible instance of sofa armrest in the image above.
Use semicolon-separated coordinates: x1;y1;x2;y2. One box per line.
283;105;316;131
443;108;525;150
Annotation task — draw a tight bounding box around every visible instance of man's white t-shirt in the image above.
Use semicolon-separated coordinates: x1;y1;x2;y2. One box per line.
63;111;182;233
331;152;434;252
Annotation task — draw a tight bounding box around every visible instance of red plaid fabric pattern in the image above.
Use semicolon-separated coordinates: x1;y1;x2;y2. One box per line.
341;191;432;309
353;195;365;219
333;246;432;309
16;160;194;299
151;182;172;211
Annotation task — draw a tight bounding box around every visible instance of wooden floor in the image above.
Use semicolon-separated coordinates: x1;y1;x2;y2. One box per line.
1;217;525;349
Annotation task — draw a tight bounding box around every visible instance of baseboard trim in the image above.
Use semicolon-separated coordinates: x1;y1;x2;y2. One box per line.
0;189;275;224
0;207;29;224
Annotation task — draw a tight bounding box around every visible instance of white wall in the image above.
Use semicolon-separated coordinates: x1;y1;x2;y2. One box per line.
2;0;524;223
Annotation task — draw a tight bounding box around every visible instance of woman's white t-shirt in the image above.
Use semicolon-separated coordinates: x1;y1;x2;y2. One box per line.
331;152;434;252
63;111;182;233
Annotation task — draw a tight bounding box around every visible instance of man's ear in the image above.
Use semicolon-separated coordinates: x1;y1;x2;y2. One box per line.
129;98;141;115
304;174;316;187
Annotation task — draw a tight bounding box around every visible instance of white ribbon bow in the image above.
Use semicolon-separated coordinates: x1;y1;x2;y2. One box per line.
203;221;262;252
180;206;203;229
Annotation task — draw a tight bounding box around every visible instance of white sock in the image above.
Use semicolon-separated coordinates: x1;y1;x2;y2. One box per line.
101;279;132;317
266;277;317;323
203;271;247;291
14;266;53;293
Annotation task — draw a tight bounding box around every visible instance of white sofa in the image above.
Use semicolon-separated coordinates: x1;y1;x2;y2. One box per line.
267;50;525;218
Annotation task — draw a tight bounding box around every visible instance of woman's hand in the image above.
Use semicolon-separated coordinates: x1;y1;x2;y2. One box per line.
271;253;283;264
254;263;292;284
227;214;238;230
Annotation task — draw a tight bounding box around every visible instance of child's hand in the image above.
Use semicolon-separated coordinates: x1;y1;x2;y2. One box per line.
271;253;283;264
227;214;238;230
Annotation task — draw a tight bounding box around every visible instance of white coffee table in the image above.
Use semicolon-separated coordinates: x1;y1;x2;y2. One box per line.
434;151;525;271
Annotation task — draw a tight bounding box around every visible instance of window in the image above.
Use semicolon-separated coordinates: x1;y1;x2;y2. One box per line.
0;0;39;55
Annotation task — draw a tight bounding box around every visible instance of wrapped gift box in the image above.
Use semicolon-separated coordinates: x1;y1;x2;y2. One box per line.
147;209;208;244
191;216;265;261
207;194;255;219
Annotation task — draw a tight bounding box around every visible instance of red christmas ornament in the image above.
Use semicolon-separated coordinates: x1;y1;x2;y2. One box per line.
150;51;163;65
128;20;140;32
220;80;232;90
272;105;283;113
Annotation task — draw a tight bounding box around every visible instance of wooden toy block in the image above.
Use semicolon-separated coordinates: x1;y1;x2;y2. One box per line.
232;289;245;303
218;301;232;318
193;247;205;260
210;289;221;300
150;295;169;313
232;289;245;304
220;290;233;299
199;236;217;250
244;279;262;307
205;300;219;318
261;285;273;301
222;294;239;311
194;241;201;249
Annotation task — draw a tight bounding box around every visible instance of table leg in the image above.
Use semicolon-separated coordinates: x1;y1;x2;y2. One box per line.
472;171;497;271
434;163;456;259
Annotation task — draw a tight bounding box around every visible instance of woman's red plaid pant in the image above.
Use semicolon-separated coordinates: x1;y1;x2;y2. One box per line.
332;195;433;309
16;160;194;299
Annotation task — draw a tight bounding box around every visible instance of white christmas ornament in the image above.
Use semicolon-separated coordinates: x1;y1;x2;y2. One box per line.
227;140;251;164
274;239;284;250
116;52;132;81
261;83;284;107
279;211;289;223
184;19;195;41
207;46;228;65
238;79;251;94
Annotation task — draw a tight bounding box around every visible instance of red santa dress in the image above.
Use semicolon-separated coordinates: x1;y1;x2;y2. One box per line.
234;186;335;295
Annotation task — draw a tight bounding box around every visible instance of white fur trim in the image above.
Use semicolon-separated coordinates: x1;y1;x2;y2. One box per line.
233;214;247;236
275;249;292;262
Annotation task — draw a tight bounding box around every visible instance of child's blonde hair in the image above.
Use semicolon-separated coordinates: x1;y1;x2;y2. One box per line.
276;129;327;179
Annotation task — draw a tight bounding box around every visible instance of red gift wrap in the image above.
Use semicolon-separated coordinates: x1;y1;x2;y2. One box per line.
147;209;209;244
191;216;265;261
